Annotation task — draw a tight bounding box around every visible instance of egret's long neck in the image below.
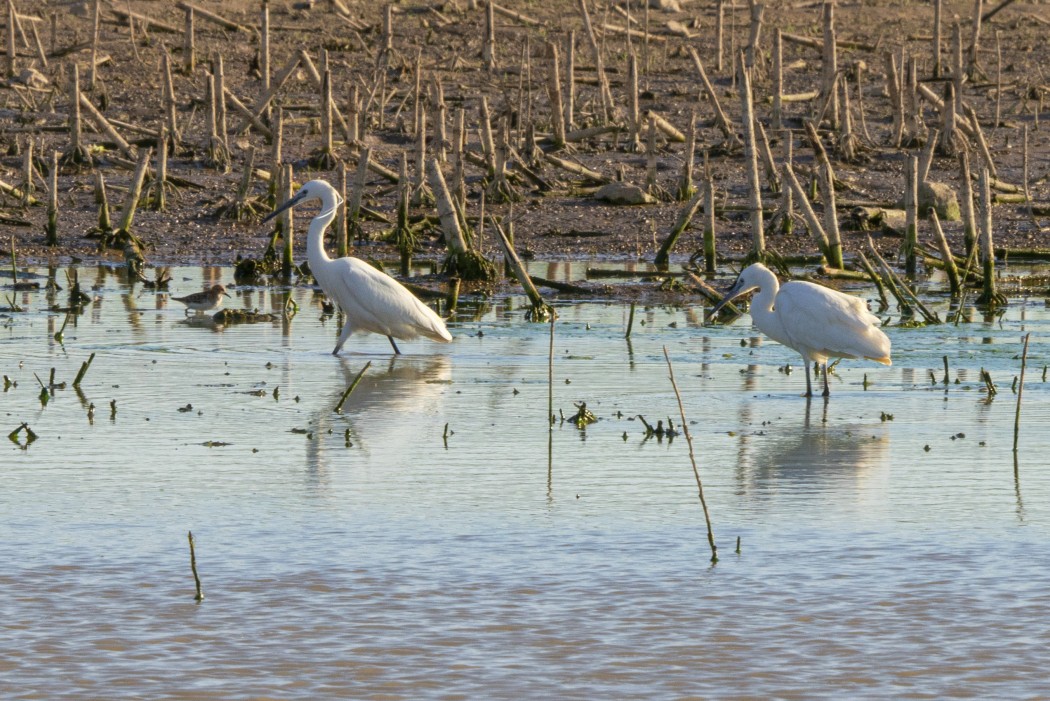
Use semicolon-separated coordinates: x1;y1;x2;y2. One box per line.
307;189;341;267
748;270;780;325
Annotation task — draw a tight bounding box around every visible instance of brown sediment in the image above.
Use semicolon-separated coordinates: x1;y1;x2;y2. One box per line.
0;0;1046;305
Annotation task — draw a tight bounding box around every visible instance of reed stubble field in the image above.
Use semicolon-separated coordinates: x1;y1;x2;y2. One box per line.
1;0;1048;296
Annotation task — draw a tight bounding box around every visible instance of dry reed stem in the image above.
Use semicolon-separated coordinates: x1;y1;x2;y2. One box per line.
662;346;717;565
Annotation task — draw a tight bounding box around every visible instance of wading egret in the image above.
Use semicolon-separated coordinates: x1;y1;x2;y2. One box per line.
264;179;452;355
708;263;891;396
172;284;230;315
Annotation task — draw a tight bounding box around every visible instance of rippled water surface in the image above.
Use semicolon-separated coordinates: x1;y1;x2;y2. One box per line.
3;265;1050;699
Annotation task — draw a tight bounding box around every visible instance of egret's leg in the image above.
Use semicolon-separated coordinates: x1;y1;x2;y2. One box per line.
821;362;830;397
332;319;354;355
803;359;814;397
387;335;402;355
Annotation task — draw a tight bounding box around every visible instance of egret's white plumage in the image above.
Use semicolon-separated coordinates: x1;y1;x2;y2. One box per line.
709;263;891;396
265;179;452;355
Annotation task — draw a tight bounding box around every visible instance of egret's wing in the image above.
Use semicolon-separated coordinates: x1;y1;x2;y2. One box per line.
776;282;890;363
320;258;452;342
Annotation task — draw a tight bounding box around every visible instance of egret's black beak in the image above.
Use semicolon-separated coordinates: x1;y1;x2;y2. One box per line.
262;189;308;224
706;277;753;321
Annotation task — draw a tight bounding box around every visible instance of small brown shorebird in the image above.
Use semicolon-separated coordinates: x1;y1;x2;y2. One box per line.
172;284;231;315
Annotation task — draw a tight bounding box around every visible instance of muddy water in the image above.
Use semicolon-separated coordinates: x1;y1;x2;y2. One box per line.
3;265;1050;699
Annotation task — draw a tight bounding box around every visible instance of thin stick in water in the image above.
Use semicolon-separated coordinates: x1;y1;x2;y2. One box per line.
187;530;203;602
1014;332;1030;452
662;346;717;564
334;361;372;413
548;315;555;427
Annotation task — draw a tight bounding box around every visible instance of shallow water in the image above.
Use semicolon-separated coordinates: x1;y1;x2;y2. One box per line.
3;264;1050;699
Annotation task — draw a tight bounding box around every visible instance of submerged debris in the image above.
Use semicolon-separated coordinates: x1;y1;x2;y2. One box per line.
568;402;598;428
212;308;279;324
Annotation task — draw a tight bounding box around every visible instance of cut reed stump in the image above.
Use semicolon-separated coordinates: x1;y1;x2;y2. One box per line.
494;217;555;322
655;191;704;268
428;158;495;281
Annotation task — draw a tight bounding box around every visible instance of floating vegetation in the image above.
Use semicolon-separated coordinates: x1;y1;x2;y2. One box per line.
8;422;38;448
212;308;278;325
567;402;597;429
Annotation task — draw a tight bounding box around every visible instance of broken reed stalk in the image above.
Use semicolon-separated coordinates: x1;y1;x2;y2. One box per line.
431;77;447;163
969;0;983;76
493;217;553;320
260;0;270;106
63;64;91;166
546;41;566;149
655;190;704;268
783;162;832;263
187;531;203;601
688;47;738;145
214;54;228;154
73;353;96;387
237;52;301;135
183;5;194;73
856;250;889;309
336;167;348;258
885;52;903;147
702;177;716;273
483;0;496;70
347;146;369;243
116;148;152;236
958;146;978;256
779;132;795;233
867;237;940;323
280;163;294;279
88;0;100;88
625;301;636;339
577;0;614;122
662;346;717;565
334;360;372;413
627;53;641;151
151;125;168;211
45;151;58;246
821;0;840;128
772;28;783;130
977;168;1003;306
79;91;135;159
564;30;575;131
429;157;468;253
94;169;112;234
929;209;961;297
738;56;764;260
866;237;914;317
548;314;555;426
905;155;919;276
1014;332;1030;452
676;113;697;201
818;161;843;268
479;96;496;178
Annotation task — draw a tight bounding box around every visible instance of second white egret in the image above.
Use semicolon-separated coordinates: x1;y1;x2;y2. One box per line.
708;263;891;396
264;179;452;355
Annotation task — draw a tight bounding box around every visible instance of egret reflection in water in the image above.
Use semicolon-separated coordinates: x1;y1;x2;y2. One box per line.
306;355;454;479
736;398;890;499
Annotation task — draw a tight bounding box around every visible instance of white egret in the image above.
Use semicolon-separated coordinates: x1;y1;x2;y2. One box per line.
708;263;891;396
172;284;230;315
264;179;452;355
